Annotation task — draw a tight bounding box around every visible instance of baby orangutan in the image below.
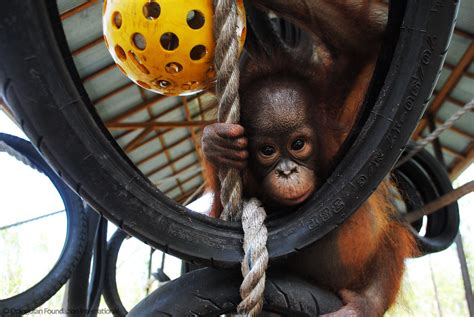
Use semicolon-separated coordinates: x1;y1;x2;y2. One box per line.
202;1;416;316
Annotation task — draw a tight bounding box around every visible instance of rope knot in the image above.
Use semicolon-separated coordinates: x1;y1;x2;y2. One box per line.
238;198;268;315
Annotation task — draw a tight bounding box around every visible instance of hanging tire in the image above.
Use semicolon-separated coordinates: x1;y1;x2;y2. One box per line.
0;133;87;316
0;0;459;267
128;267;342;316
394;147;460;254
102;229;129;317
103;229;173;317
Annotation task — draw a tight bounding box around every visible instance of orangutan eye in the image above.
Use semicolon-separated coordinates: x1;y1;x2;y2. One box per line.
291;139;305;151
261;145;276;156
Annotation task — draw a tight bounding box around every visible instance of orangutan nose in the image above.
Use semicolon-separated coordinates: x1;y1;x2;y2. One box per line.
276;159;298;177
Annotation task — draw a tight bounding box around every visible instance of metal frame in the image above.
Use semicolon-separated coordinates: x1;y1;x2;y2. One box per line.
58;0;474;203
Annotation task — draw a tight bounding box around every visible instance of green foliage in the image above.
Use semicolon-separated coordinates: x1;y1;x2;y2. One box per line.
0;229;23;299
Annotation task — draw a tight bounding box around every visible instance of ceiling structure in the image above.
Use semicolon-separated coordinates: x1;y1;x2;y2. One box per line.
58;0;218;204
1;0;473;204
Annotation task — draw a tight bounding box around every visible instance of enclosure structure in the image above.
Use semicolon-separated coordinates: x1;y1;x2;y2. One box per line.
0;0;473;315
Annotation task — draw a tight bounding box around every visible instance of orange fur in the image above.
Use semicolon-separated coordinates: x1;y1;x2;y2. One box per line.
202;66;417;314
338;62;377;138
200;1;418;314
202;160;221;218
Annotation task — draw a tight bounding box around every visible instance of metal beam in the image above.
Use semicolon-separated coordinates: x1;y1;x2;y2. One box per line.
161;142;185;194
106;120;215;130
445;95;469;107
182;183;206;205
434;118;473;141
444;61;474;80
429;93;467;108
175;183;204;204
72;36;104;56
454;28;474;40
146;149;195;178
450;141;474;180
182;96;206;186
105;95;167;124
114;129;140;141
135;134;189;167
126;102;216;153
60;0;99;20
154;162;201;185
81;63;117;82
92;82;136;105
119;102;185;149
165;173;202;198
121;89;160;151
149;90;187;196
165;161;201;181
442;145;464;160
123;127;153;152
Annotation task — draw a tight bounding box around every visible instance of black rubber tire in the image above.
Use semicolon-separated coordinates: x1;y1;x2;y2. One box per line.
395;148;460;254
102;229;129;317
128;267;342;316
0;133;87;316
103;230;174;317
244;1;312;59
0;0;459;267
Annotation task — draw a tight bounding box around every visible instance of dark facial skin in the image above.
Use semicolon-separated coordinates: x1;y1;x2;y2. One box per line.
202;78;318;209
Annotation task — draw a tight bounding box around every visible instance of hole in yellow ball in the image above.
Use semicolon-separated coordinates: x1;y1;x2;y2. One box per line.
206;66;216;78
137;80;151;89
182;81;199;90
143;2;161;20
128;51;150;74
112;11;122;29
160;32;179;51
155;80;171;88
186;10;205;29
190;45;207;61
165;62;183;74
132;33;147;50
115;45;126;61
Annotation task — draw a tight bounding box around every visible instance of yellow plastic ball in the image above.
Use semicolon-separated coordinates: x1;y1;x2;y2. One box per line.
103;0;246;96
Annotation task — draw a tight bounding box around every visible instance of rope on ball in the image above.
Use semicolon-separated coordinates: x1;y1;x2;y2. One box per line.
213;0;269;315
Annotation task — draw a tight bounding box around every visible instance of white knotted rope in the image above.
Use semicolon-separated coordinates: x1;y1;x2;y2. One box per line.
213;0;269;315
238;199;268;315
